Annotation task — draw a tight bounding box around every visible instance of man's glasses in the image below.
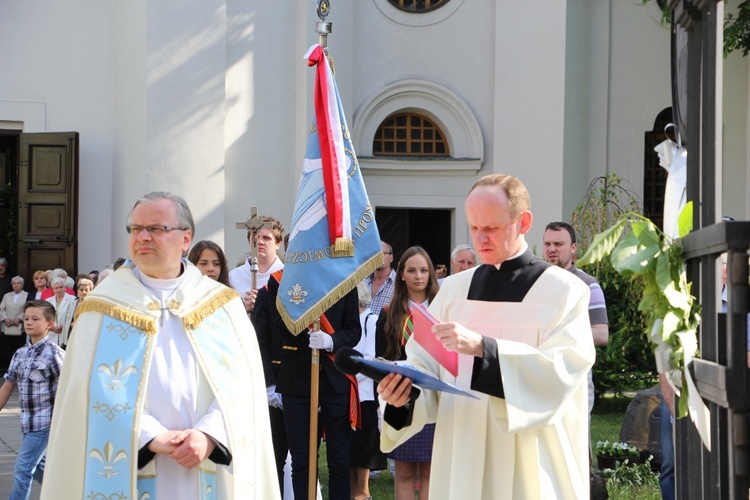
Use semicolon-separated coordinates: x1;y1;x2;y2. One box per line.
126;225;188;236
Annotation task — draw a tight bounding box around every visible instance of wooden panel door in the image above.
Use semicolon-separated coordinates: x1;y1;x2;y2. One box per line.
17;132;79;282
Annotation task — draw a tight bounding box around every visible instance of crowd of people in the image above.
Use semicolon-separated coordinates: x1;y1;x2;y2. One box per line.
0;174;622;499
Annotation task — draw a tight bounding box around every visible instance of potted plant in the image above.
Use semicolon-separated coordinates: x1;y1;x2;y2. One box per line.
595;440;640;470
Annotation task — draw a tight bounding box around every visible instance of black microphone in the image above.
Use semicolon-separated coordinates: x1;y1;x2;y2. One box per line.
334;347;421;402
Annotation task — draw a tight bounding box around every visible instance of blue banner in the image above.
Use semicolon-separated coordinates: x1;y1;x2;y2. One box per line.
277;46;383;334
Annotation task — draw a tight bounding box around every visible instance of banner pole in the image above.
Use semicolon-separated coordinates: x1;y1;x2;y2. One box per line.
308;318;321;499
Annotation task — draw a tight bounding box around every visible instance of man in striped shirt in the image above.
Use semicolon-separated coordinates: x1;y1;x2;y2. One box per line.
543;222;609;413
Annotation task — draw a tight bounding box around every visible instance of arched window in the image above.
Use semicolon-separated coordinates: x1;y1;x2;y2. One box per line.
643;107;674;231
373;112;450;157
388;0;450;13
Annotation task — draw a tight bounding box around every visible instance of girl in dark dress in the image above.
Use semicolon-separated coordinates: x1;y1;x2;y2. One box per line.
376;246;439;500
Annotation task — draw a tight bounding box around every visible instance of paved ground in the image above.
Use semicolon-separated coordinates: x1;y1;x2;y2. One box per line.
0;380;41;499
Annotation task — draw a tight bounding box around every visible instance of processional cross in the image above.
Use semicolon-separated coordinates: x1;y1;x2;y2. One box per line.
235;206;273;291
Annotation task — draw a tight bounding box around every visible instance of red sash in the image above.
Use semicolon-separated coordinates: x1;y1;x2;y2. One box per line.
269;270;361;430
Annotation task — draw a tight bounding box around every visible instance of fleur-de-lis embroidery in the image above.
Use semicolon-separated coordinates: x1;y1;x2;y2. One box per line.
168;299;181;310
147;302;160;311
89;441;128;479
221;355;240;371
287;284;308;305
98;359;138;391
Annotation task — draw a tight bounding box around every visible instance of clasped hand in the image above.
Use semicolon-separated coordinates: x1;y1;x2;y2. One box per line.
148;429;216;469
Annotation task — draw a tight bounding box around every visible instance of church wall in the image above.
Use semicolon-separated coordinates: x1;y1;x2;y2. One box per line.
563;0;594;221
492;1;568;251
345;0;496;250
0;0;116;272
605;2;671;198
722;51;750;220
1;0;748;276
222;2;309;266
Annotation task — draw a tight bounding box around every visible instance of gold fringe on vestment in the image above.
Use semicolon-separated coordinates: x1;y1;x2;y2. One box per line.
75;298;158;335
182;287;240;330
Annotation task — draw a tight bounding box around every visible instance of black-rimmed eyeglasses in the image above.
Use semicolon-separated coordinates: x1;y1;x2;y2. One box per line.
126;225;189;236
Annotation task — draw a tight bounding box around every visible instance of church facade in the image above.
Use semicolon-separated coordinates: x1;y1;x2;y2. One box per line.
0;0;747;273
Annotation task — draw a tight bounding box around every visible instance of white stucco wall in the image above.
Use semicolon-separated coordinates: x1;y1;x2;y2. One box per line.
0;0;747;276
0;1;115;272
606;1;672;196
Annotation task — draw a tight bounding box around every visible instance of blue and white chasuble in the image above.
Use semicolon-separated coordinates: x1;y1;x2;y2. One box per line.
40;261;279;500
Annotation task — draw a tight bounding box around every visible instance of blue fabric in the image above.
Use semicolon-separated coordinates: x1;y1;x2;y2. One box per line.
84;317;149;497
659;396;675;500
11;427;48;500
277;52;382;335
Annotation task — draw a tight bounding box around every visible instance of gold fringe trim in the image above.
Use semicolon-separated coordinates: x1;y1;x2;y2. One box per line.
75;298;158;335
333;237;355;258
277;251;384;335
182;287;241;330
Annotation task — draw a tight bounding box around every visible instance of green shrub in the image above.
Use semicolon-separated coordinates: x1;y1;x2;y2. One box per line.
571;174;657;397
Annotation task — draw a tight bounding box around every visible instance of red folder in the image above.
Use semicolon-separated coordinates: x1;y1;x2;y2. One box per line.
410;302;459;377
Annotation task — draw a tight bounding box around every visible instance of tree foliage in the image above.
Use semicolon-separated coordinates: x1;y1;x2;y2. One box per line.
725;1;750;56
571;175;657;397
646;0;750;57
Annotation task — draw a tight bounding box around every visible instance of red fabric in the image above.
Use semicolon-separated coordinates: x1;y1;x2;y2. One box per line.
307;45;344;246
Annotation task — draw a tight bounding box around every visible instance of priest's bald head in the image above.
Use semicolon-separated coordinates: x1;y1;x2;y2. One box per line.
465;174;533;266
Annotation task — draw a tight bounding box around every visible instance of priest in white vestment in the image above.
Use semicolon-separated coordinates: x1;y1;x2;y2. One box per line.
41;192;279;500
378;175;595;499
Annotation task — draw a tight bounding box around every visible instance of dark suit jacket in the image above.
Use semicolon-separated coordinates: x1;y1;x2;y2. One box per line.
258;277;361;398
252;281;285;387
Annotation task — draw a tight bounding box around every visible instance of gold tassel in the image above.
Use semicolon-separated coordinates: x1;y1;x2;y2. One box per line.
182;287;240;330
75;298;158;335
333;237;355;258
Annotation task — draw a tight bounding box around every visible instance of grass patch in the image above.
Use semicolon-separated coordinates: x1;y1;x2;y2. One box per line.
317;443;394;499
590;394;631;451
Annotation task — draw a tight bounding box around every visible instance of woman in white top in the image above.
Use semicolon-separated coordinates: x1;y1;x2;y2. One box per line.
46;277;77;347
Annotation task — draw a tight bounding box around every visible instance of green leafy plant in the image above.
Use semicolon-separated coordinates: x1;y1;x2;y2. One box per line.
602;456;660;498
595;440;640;459
572;174;655;397
578;202;701;418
